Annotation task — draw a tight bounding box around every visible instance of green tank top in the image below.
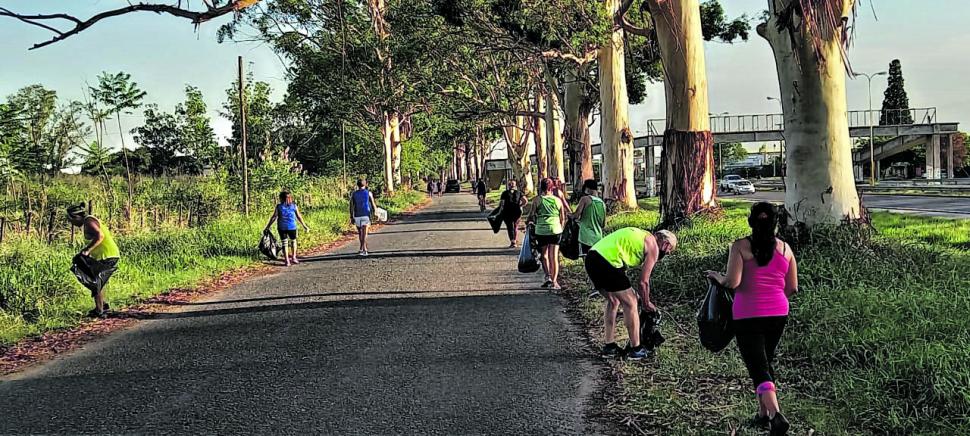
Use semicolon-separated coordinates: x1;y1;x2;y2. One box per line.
88;218;120;260
534;195;563;236
578;196;606;246
592;227;649;269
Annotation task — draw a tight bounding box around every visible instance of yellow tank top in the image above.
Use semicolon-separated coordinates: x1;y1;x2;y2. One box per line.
591;227;649;268
87;217;120;260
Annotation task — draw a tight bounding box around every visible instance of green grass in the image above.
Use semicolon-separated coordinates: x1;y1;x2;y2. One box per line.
560;199;970;434
0;189;425;346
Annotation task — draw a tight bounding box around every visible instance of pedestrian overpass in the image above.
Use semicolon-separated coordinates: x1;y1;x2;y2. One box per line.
592;108;961;188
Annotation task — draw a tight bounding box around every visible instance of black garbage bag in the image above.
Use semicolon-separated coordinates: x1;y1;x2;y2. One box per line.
517;228;541;273
560;218;581;260
697;279;735;353
71;254;119;295
487;205;504;234
639;308;666;351
258;230;280;260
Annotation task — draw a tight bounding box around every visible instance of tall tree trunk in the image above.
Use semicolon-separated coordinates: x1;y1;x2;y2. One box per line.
381;112;395;195
116;113;134;221
647;0;718;226
759;0;864;228
504;116;534;195
598;0;637;209
564;67;594;193
465;142;475;181
545;77;566;182
534;93;548;180
389;110;402;186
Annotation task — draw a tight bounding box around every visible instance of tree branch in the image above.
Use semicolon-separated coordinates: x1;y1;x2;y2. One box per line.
0;1;259;50
540;48;599;66
622;17;652;37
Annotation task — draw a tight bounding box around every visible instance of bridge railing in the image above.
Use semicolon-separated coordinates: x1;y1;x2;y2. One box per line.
644;107;939;136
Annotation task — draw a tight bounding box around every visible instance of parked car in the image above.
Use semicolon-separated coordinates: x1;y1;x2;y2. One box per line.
445;179;461;193
719;175;756;195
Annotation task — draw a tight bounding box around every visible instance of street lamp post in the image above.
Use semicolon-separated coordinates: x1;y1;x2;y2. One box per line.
709;112;728;177
767;97;784;176
853;70;887;185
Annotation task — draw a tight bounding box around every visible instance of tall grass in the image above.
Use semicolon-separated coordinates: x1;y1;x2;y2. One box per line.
0;175;424;346
561;199;970;434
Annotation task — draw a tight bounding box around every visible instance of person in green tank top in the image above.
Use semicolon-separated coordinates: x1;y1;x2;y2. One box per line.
572;179;606;255
67;204;121;318
584;227;678;360
527;178;568;290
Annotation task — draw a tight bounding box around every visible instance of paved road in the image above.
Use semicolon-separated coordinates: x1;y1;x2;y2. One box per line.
0;195;605;435
737;191;970;218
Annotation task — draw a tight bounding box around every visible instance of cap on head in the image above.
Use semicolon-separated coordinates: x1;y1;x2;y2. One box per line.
655;230;678;252
66;204;87;222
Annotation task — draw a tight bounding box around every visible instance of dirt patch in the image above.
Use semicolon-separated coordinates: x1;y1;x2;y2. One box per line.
0;198;430;377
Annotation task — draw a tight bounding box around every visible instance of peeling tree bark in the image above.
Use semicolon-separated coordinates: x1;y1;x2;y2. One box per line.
381;112;395;195
389;110;402;186
598;0;637;209
534;93;548;180
759;0;864;228
544;74;566;182
647;0;718;226
504;115;535;196
564;67;594;192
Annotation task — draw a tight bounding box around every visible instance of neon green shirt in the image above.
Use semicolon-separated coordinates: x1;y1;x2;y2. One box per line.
578;196;606;246
87;218;120;260
591;227;649;269
534;195;563;236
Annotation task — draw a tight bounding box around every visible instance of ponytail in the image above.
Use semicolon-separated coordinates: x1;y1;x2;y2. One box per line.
748;202;778;266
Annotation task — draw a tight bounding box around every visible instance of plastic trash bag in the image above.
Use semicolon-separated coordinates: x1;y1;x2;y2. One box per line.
697;279;735;353
517;228;541;273
487;205;503;234
258;230;280;260
375;207;388;222
639;308;666;351
71;254;119;295
560;218;581;260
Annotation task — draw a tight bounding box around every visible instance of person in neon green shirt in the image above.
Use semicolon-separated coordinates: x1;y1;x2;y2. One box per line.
585;227;678;360
67;204;120;318
527;178;568;290
571;179;606;255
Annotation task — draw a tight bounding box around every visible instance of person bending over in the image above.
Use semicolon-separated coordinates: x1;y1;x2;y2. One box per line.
67;204;120;318
585;227;677;360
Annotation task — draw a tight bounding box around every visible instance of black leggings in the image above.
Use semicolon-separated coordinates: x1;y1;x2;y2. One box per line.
504;214;521;242
734;316;788;387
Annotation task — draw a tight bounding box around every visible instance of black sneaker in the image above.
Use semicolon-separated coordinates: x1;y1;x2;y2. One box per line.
625;345;649;360
600;343;622;358
769;412;790;436
86;308;108;319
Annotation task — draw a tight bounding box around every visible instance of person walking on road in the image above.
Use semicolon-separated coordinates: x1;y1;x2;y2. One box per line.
706;202;798;435
528;178;567;290
572;179;606;255
426;179;434;198
350;179;378;256
67;204;120;318
585;227;678;360
437;180;444;198
264;191;311;266
499;179;527;248
475;177;488;211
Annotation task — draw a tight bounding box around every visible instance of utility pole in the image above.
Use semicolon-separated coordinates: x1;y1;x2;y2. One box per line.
853;70;888;186
766;97;785;176
238;56;250;215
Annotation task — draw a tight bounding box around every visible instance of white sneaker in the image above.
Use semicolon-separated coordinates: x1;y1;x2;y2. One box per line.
358;250;365;256
362;251;369;257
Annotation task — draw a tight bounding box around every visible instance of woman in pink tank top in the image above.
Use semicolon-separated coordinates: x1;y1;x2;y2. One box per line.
706;202;799;435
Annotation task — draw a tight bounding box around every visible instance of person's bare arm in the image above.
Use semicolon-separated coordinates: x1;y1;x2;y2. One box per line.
369;192;378;213
295;206;310;231
706;240;744;288
264;208;278;232
573;196;589;220
349;194;356;224
785;249;799;298
638;236;659;311
81;219;104;256
526;197;538;224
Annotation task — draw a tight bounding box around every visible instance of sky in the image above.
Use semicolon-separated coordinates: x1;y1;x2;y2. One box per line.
2;0;968;153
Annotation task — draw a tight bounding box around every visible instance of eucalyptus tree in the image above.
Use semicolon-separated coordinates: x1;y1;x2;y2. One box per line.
91;71;147;216
759;0;864;230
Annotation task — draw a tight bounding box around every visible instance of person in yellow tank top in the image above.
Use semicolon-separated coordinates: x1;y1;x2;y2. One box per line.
67;204;120;318
585;227;678;360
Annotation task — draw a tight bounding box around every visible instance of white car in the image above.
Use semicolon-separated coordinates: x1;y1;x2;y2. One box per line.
719;175;756;195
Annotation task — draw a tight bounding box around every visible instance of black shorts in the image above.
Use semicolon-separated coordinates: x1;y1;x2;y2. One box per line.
534;233;561;248
585;250;631;293
580;243;593;255
278;229;298;241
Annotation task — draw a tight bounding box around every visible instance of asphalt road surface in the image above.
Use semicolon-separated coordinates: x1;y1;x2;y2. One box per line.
0;195;606;435
737;191;970;218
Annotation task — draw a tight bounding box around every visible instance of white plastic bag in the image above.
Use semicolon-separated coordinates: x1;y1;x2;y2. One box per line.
375;207;388;222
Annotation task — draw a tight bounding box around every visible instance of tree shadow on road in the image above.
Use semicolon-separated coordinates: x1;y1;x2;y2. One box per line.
302;248;514;262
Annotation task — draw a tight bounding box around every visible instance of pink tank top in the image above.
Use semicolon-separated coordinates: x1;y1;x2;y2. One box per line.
733;248;790;320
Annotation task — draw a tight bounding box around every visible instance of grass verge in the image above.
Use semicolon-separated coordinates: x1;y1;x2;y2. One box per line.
0;190;425;346
559;199;970;434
